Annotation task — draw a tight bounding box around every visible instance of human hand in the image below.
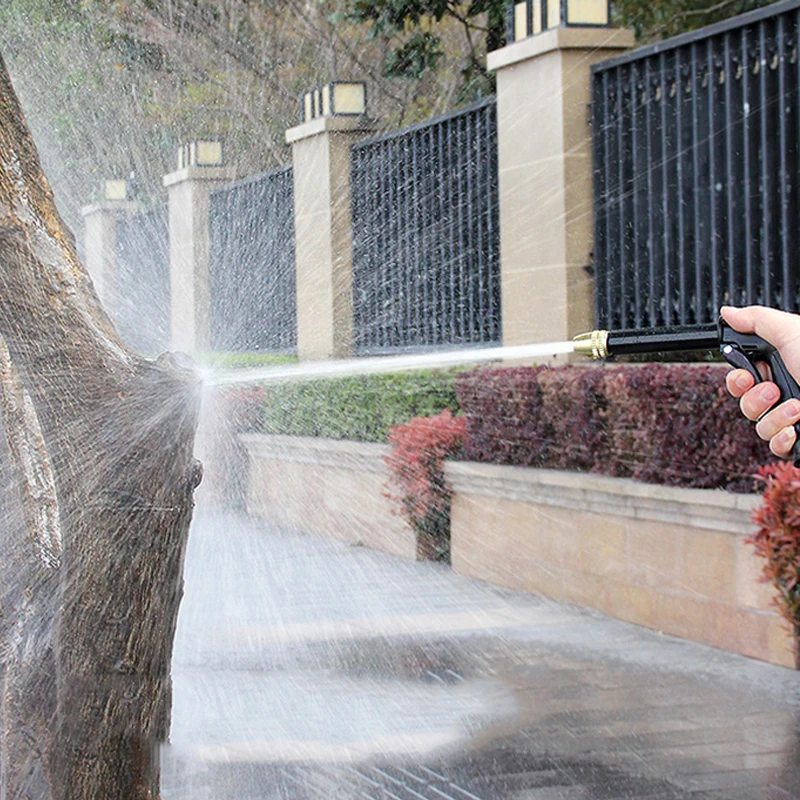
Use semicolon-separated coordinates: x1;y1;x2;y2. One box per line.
721;305;800;459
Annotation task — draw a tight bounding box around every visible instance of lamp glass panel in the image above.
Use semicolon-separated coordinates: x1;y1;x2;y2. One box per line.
566;0;609;24
547;0;562;29
104;179;127;201
533;0;542;33
304;92;313;122
322;84;332;116
313;89;321;117
332;83;366;114
195;141;223;165
514;2;527;41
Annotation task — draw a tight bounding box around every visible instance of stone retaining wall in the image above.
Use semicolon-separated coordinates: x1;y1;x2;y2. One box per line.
241;434;417;559
446;462;797;669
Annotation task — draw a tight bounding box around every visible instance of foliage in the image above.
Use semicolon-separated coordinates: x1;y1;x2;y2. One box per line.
0;0;498;230
216;386;266;432
200;352;297;369
343;0;504;100
261;369;461;442
750;462;800;635
614;0;779;41
384;409;467;560
456;364;773;492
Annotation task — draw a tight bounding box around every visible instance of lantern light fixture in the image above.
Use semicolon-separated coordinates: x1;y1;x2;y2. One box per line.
177;140;224;169
104;179;128;201
505;0;611;43
300;81;367;124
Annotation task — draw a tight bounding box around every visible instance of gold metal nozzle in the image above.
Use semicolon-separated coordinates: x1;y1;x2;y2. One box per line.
572;329;609;359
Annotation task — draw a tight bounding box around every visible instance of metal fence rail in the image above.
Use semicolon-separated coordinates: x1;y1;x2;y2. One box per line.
592;0;800;331
350;97;501;353
115;203;170;355
209;166;296;353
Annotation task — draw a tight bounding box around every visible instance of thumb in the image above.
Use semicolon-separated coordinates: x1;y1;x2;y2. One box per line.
721;305;800;351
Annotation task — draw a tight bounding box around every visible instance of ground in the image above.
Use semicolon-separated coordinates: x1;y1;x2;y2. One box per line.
161;511;800;800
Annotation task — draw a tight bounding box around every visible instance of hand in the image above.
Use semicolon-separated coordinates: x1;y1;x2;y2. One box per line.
721;305;800;459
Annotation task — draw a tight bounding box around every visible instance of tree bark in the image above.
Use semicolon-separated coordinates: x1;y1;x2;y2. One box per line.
0;49;201;799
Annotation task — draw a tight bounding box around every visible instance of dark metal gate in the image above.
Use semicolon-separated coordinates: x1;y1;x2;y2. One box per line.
350;98;501;353
592;0;800;330
209;166;296;353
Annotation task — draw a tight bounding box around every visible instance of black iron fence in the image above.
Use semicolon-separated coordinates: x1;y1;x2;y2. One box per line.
209;166;296;353
592;0;800;331
350;97;501;353
114;204;170;355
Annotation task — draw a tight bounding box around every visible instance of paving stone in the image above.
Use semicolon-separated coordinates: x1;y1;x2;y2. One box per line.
161;511;800;800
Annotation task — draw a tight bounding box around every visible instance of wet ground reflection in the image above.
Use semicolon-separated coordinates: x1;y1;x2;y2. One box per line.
161;512;800;799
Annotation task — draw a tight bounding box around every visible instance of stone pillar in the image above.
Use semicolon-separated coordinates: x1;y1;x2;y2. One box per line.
162;163;235;354
488;27;634;346
81;199;139;318
286;116;374;360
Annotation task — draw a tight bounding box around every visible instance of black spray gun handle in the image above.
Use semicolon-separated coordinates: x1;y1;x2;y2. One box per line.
718;320;800;467
574;318;800;466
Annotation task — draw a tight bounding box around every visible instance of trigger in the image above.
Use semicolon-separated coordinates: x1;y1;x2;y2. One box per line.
721;344;762;384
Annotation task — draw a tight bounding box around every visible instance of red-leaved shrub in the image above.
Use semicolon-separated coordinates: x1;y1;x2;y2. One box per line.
385;410;467;560
217;386;266;432
750;462;800;637
456;364;772;492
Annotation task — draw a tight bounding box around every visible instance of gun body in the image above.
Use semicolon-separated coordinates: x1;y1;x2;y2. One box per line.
573;318;800;467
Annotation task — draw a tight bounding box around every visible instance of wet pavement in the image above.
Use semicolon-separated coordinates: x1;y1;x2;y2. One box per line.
161;511;800;799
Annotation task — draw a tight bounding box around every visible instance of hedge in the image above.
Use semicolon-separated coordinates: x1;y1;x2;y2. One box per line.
455;363;774;493
258;370;462;442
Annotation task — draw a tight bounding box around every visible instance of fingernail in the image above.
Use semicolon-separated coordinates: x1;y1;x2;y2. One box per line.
759;384;780;404
779;427;796;447
784;401;800;420
735;374;751;390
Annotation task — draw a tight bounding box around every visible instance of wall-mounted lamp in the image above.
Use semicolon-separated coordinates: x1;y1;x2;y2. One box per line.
506;0;610;43
300;81;367;124
177;140;224;169
104;179;129;201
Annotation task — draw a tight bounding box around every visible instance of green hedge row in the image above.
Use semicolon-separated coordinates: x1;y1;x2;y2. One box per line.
260;370;461;443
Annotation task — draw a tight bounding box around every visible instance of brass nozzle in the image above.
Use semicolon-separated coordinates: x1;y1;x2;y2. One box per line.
572;329;609;359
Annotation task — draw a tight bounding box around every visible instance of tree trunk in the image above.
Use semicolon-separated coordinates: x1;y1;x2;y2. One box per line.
0;50;201;799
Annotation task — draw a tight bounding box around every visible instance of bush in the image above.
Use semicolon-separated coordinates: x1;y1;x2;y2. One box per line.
214;386;266;433
200;352;297;369
456;363;772;492
750;463;800;637
384;410;467;561
261;370;461;443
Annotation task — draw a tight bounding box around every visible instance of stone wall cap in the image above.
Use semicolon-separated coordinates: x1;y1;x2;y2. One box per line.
162;165;237;188
445;461;759;534
286;115;377;145
487;27;635;72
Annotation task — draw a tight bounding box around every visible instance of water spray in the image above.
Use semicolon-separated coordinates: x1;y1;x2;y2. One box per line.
573;318;800;466
206;340;576;387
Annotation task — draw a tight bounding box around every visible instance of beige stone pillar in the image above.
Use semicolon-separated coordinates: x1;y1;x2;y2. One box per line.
286;116;374;360
488;27;634;346
81;199;139;318
163;164;235;353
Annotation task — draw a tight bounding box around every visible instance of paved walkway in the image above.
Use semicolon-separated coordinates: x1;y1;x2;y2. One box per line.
161;511;800;800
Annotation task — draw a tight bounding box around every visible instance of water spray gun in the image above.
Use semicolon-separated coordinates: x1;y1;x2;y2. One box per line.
572;318;800;467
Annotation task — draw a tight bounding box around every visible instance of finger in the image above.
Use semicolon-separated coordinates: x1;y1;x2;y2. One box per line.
721;305;800;352
726;368;755;398
770;425;797;459
739;381;781;422
755;399;800;441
